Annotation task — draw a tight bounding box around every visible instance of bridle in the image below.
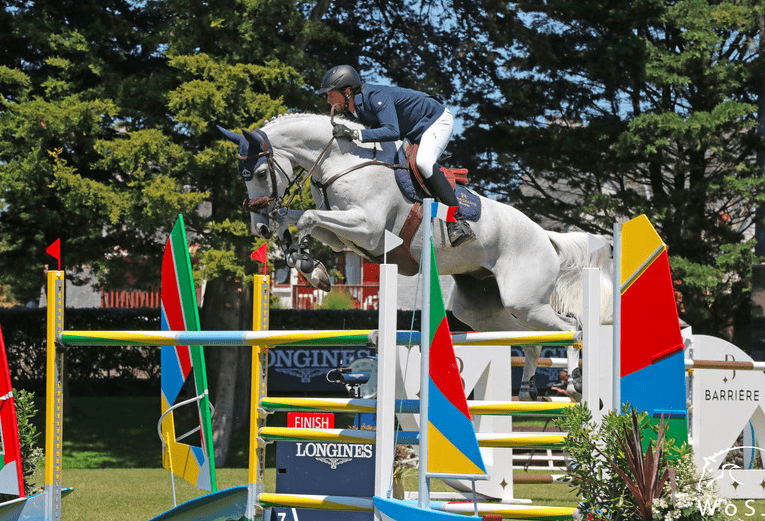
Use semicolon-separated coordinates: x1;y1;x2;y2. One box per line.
240;107;341;215
239;129;303;214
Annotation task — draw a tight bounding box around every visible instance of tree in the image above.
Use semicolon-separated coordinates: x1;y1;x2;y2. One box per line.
448;0;765;347
151;0;341;464
0;0;197;302
0;0;341;463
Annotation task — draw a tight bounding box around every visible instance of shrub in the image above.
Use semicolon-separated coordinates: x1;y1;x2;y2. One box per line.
0;390;43;502
556;404;732;521
316;289;355;310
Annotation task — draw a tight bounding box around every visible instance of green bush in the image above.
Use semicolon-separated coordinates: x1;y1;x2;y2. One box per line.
0;390;43;502
316;289;355;310
555;404;732;521
15;390;43;496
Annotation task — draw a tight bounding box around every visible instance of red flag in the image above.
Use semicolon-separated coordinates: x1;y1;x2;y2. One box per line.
46;239;61;270
250;243;268;263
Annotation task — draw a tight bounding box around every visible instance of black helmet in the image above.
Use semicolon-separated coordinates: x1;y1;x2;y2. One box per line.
318;65;362;94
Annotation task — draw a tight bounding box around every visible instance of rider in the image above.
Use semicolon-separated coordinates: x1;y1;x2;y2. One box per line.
317;64;476;247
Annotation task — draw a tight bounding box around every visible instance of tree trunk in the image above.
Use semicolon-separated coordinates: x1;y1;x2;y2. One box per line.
201;275;250;466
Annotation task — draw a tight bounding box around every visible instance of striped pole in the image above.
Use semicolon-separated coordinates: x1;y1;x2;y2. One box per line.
258;493;373;512
260;397;575;417
684;359;765;371
58;329;576;348
257;493;576;521
59;329;376;347
430;500;575;520
45;271;65;521
514;474;567;484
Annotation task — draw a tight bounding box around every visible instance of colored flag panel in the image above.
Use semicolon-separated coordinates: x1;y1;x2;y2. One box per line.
619;214;664;289
425;243;486;477
160;215;216;492
619;215;688;449
620;249;684;378
0;323;23;497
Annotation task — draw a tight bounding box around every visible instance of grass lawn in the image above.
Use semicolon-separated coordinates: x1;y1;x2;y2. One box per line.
51;469;579;520
56;468;250;521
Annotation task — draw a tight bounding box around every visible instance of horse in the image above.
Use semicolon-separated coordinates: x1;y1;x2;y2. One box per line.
217;113;613;400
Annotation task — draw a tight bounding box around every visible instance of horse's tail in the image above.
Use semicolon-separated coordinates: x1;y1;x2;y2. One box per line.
546;230;614;325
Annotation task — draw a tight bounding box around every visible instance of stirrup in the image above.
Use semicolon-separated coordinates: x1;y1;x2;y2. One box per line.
447;220;476;247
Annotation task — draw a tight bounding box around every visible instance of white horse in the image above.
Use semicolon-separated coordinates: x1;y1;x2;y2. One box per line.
218;113;613;399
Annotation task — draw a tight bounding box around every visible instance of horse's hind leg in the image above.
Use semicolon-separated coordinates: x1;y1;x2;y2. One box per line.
520;345;541;401
450;275;542;401
567;345;582;399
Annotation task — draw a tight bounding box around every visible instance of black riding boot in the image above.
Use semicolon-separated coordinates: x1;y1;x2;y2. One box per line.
424;170;476;247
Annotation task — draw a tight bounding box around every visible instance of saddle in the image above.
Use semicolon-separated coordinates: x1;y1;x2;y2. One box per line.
405;144;469;194
383;145;482;276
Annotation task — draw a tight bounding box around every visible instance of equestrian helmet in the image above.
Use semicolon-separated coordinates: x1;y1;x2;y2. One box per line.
318;65;361;94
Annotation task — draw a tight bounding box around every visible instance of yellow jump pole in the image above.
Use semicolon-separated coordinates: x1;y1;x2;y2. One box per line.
246;274;270;521
45;270;65;521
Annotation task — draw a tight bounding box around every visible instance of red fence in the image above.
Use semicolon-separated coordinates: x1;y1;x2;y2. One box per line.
100;288;161;309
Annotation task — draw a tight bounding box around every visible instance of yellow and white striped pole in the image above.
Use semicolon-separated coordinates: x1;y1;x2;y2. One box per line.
246;274;270;521
45;270;65;521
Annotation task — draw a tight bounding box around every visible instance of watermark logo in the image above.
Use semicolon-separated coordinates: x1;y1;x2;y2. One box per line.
696;446;765;517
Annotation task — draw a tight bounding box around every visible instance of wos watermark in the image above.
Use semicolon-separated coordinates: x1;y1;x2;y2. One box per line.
695;446;765;517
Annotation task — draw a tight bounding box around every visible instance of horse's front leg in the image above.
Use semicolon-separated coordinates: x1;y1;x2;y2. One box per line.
295;207;382;292
273;209;300;270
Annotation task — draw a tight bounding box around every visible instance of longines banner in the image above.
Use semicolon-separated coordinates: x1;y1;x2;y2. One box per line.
274;412;374;521
267;345;564;393
267;346;376;391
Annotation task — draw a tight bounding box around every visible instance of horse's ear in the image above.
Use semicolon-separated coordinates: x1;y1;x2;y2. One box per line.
216;125;242;144
242;128;263;152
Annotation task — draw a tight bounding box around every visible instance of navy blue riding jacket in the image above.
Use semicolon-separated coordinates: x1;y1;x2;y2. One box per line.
353;84;445;144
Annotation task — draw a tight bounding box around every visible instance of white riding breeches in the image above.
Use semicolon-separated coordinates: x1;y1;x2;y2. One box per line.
416;108;454;179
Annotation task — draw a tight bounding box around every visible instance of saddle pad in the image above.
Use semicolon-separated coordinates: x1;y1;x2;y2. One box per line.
394;165;481;222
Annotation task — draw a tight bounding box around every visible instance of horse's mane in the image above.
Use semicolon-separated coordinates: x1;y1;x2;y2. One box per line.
261;112;364;131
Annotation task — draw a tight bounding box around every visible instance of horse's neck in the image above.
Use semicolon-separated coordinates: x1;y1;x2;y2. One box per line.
268;117;373;180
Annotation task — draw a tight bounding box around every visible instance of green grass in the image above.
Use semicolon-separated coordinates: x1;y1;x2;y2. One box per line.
31;396;251;469
53;468;252;520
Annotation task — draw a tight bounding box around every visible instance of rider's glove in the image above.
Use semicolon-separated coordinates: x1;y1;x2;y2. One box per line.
333;124;358;141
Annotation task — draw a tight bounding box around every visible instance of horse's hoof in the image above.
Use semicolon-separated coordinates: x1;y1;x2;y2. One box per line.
309;261;332;292
519;376;537;401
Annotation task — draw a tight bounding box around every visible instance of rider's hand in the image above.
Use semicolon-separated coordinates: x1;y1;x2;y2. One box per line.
333;124;358;141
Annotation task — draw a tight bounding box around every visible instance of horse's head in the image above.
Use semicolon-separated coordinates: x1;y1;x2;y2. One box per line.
217;125;294;239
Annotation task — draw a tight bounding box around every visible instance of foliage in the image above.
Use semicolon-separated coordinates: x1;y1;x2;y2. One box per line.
556;405;731;521
652;452;735;521
15;390;43;497
443;0;765;346
315;288;356;310
0;390;43;502
393;444;418;479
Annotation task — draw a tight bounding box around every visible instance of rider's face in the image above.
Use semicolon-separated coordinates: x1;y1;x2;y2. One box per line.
326;89;345;108
326;88;354;113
